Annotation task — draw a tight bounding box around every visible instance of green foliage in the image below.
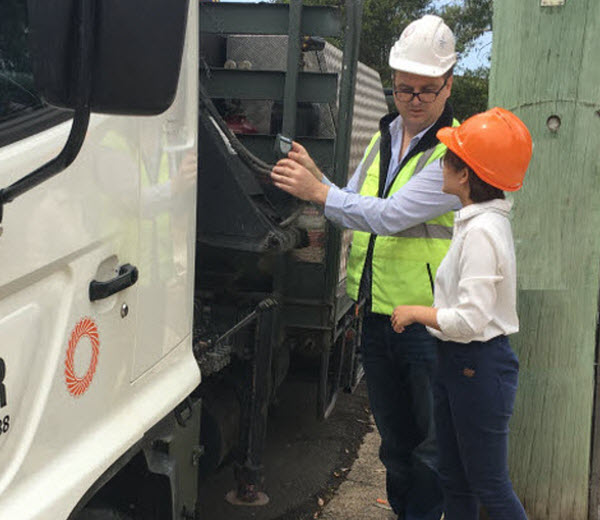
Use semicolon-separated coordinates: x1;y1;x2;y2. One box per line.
438;0;492;57
449;67;489;121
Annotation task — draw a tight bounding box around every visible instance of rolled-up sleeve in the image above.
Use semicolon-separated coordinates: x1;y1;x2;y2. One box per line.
323;159;460;235
436;228;503;340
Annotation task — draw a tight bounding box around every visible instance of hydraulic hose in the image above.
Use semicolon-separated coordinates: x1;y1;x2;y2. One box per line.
198;82;275;181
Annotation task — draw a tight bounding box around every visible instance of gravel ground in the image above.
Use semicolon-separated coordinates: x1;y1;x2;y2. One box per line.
197;376;375;520
319;425;396;520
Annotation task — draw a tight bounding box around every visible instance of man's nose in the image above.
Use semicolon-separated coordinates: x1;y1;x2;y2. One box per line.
410;94;422;106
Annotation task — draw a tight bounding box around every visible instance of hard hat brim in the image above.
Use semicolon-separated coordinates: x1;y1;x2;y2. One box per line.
436;126;522;192
389;58;455;78
437;126;465;165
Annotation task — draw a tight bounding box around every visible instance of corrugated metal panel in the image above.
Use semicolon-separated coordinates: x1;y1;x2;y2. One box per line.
313;43;387;278
316;44;387;177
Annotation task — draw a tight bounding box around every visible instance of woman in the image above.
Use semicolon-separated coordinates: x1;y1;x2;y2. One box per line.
391;107;532;520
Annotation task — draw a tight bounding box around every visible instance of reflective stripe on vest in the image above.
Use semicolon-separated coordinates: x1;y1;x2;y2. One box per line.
346;121;459;315
355;135;382;190
393;222;452;239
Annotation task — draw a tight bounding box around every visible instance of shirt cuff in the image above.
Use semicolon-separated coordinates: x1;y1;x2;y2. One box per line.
323;184;346;221
426;325;443;340
436;308;473;342
321;175;333;187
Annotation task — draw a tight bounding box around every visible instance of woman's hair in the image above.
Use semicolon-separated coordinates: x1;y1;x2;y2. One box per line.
443;148;505;203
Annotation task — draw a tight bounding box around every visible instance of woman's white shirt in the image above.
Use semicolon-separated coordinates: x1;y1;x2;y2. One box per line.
427;199;519;343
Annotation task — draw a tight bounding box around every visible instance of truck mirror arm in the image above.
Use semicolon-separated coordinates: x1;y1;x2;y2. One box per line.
0;0;95;226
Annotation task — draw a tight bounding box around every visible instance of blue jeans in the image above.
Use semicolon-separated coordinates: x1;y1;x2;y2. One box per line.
434;336;527;520
361;314;443;520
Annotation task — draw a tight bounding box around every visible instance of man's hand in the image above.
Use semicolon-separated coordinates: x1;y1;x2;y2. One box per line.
287;141;323;181
173;151;197;194
271;158;329;204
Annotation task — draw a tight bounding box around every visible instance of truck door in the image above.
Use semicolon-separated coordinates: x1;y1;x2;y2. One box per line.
130;24;198;381
0;0;141;504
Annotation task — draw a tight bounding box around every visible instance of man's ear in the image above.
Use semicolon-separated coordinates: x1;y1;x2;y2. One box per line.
446;75;454;96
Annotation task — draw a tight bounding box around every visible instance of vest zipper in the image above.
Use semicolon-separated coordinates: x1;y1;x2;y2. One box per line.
426;263;434;295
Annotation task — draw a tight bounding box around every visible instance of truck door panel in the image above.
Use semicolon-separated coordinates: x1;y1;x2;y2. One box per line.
0;114;141;518
131;18;198;381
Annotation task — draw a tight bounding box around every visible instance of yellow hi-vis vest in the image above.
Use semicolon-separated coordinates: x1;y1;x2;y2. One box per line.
100;130;174;282
346;124;458;315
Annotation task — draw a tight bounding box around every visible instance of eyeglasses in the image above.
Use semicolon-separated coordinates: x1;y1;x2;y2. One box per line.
393;78;448;104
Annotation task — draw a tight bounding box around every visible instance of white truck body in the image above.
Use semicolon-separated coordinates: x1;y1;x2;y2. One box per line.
0;2;199;518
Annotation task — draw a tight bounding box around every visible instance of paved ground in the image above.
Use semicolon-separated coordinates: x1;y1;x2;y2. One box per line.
319;425;396;520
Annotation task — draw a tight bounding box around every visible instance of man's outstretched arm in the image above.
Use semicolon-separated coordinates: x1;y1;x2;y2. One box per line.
271;155;460;235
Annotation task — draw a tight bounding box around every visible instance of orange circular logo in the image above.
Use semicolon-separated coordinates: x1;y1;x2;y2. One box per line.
65;318;100;397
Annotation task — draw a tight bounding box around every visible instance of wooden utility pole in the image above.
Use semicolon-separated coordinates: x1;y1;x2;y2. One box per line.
489;0;600;518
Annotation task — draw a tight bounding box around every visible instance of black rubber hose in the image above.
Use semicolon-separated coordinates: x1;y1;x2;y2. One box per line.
198;83;274;180
198;81;306;231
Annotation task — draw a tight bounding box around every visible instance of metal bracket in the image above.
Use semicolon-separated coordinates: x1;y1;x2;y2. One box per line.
274;133;293;159
174;397;194;427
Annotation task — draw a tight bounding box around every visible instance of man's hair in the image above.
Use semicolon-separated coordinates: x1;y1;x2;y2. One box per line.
443;148;505;203
443;66;455;80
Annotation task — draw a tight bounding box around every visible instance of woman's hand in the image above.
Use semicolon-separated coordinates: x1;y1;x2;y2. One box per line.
391;306;415;333
391;305;440;333
287;141;323;181
271;158;329;204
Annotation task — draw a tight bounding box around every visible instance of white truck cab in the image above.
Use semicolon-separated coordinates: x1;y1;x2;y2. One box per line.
0;0;384;517
0;0;200;518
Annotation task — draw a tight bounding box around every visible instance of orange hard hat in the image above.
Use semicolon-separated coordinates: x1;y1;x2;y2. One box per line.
436;107;533;191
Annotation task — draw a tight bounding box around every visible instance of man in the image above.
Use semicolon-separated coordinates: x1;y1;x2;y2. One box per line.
272;15;460;520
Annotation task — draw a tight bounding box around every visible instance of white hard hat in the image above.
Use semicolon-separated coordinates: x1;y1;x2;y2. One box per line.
389;15;457;77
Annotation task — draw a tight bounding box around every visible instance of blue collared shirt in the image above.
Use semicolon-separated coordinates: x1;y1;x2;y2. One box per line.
322;115;460;235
